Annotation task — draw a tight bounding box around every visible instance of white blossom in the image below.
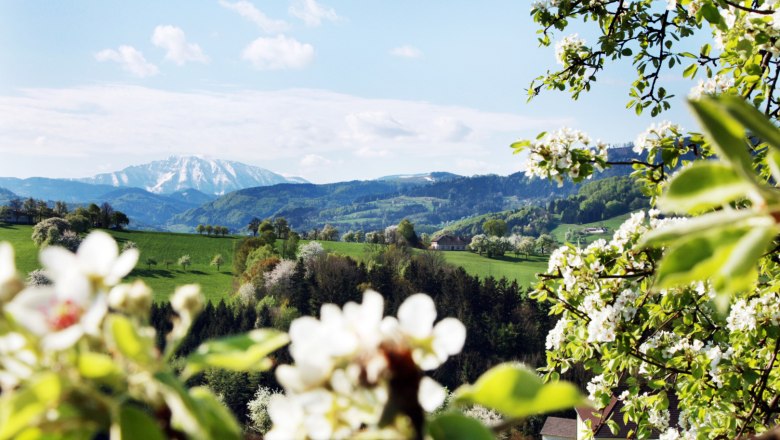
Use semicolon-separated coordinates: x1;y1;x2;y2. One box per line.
726;299;757;332
0;332;37;390
40;230;139;293
586;374;612;406
555;34;587;65
6;285;107;351
265;259;297;290
633;121;684;154
524;128;608;186
689;75;735;100
381;293;467;370
271;290;466;439
546;316;569;350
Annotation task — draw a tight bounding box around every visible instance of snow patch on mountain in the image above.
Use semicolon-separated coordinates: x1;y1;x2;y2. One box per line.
79;156;308;195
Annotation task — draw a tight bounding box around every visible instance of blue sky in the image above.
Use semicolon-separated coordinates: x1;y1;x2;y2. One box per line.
0;1;699;183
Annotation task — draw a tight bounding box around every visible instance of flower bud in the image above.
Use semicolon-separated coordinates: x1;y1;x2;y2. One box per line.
109;280;153;316
171;284;204;318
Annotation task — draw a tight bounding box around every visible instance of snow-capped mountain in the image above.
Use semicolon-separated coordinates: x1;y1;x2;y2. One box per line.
78;156;308;195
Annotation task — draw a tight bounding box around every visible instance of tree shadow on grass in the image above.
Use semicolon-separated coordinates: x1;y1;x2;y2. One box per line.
477;254;548;264
131;268;175;279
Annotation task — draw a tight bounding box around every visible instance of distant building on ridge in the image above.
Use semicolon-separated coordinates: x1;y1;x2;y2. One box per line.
430;234;468;251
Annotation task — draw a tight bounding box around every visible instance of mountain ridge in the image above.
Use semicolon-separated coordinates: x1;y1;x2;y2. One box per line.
77;156;308;195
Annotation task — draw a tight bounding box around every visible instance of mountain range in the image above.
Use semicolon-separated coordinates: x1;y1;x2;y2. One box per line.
0;149;637;232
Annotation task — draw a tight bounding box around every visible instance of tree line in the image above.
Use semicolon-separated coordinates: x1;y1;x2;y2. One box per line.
1;198;129;230
195;224;230;236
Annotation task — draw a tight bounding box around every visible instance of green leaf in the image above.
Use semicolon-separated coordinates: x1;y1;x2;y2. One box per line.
78;352;119;379
510;140;531;153
190;387;242;440
713;224;777;297
109;315;150;364
767;149;780;183
154;372;210;440
653;219;776;297
683;64;698;78
688;98;755;181
640;209;759;247
119;405;165;440
652;209;768;251
658;161;754;214
453;363;586;418
0;373;61;440
183;329;289;378
700;3;722;25
719;95;780;152
428;413;495;440
654;228;744;290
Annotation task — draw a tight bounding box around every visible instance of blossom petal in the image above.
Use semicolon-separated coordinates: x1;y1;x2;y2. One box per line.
398;293;437;339
418;376;447;412
39;246;79;280
5;287;55;335
42;325;84;351
55;272;91;305
77;231;118;277
0;242;15;281
106;249;139;284
276;365;305;392
432;317;467;356
361;290;384;324
267;395;305;440
289;317;321;344
81;293;108;336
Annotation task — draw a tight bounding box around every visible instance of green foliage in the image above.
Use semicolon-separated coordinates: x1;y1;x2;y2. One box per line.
427;413;496;440
454;363;585;419
182;329;289;378
0;373;61;440
482;219;507;237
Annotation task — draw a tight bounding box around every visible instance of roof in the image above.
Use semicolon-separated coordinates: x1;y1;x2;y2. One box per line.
576;388;680;438
540;417;577;438
431;234;468;245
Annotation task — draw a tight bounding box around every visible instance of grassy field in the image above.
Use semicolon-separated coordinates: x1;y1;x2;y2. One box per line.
550;212;632;245
1;225;551;301
0;225;239;302
316;240;547;286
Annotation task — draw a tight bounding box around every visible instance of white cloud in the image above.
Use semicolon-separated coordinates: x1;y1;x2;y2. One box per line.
345;112;414;141
151;25;209;65
300;154;332;167
0;85;570;182
289;0;341;26
456;158;493;174
219;0;289;33
94;46;159;78
432;117;472;142
242;35;314;70
355;147;391;158
391;45;423;59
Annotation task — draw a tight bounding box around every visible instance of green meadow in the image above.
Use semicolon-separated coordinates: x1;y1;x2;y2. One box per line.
550;212;631;245
1;224;551;301
0;224;238;302
316;240;548;286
